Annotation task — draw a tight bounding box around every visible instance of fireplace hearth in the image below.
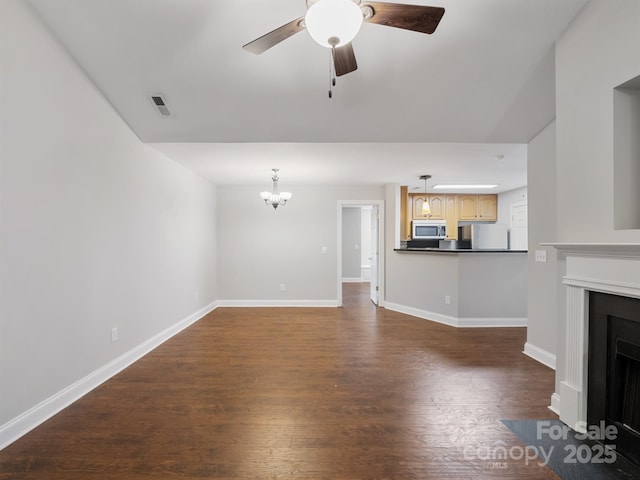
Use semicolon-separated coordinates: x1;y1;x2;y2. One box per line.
588;292;640;467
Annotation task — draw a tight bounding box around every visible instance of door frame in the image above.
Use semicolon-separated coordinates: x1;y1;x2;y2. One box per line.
337;200;385;307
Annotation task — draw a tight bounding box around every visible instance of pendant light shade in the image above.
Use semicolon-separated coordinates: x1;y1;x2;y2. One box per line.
421;199;432;215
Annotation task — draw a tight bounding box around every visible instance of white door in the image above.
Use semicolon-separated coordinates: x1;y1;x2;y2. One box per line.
369;205;379;305
510;202;528;250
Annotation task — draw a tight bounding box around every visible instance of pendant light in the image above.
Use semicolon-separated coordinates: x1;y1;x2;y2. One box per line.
420;175;432;217
260;168;292;210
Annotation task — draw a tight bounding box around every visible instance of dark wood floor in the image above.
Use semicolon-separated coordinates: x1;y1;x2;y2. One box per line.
0;284;559;479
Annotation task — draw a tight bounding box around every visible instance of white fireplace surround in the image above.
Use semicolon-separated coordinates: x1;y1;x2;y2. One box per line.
545;243;640;432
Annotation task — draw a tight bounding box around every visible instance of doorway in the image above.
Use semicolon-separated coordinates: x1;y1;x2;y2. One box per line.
337;200;384;307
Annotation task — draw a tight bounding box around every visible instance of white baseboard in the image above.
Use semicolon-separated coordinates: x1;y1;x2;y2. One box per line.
217;299;339;307
523;342;557;370
384;302;527;328
457;317;527;328
384;302;458;327
549;392;561;415
0;300;218;451
342;277;364;283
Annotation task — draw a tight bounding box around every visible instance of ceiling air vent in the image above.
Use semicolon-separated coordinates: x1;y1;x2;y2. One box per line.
150;94;173;117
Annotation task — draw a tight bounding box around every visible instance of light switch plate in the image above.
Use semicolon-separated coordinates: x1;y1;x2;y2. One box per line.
535;250;547;263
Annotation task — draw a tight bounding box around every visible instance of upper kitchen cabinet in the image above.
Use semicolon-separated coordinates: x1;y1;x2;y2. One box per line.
458;195;477;220
411;194;445;220
477;195;498;220
457;195;497;221
444;195;459;240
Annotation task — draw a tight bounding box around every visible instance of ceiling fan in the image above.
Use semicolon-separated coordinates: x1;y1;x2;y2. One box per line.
242;0;445;78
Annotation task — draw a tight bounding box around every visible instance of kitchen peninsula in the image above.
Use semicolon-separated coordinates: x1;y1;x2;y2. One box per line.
387;187;527;328
386;248;527;328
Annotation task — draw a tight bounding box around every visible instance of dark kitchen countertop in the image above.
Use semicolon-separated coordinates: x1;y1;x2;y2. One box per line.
394;248;527;254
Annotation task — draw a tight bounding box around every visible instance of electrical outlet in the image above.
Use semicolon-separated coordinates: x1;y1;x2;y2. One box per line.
111;327;118;343
321;246;328;254
195;291;199;302
535;250;548;263
280;284;286;291
445;295;451;305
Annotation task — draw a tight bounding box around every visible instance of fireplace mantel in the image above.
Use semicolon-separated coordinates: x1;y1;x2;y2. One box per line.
542;243;640;258
544;243;640;432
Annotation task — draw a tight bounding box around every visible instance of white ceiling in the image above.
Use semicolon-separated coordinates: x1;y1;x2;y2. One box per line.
27;0;586;191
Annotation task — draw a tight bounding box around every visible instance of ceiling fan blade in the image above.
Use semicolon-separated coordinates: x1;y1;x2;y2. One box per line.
332;42;358;77
362;2;445;35
242;17;306;55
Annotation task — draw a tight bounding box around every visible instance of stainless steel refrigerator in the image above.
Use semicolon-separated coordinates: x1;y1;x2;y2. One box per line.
463;224;508;249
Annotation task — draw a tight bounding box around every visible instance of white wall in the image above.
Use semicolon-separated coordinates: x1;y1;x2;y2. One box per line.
497;187;528;227
360;206;372;271
0;0;217;429
386;251;461;318
457;254;527;319
216;185;384;304
556;0;640;243
342;207;362;279
525;121;559;368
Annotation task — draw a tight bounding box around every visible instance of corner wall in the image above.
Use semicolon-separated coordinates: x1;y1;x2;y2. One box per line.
525;121;558;369
0;0;217;440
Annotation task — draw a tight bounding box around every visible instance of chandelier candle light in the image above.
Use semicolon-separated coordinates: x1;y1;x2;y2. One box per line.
260;168;292;210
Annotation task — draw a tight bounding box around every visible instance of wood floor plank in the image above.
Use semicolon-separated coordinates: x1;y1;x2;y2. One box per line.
0;284;559;479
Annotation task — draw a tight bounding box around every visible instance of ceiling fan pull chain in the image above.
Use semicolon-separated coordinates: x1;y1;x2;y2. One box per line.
328;48;334;98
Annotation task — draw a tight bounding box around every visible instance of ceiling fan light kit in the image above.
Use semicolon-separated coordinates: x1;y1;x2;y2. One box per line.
305;0;364;48
242;0;445;92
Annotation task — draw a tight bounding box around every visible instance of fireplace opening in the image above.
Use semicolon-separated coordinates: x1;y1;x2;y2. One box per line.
615;340;640;435
588;292;640;467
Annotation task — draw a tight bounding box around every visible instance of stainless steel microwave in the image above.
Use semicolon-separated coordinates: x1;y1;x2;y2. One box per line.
412;220;446;239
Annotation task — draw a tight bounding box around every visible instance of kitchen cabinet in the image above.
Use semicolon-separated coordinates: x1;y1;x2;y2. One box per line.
445;195;458;240
400;186;411;240
477;195;498;220
457;195;497;221
401;192;498;241
457;195;477;220
411;194;445;220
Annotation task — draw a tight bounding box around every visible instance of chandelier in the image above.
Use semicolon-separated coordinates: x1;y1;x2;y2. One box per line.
260;168;292;210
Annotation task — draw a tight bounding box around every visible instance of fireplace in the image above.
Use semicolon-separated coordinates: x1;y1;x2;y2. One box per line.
546;244;640;464
588;291;640;466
